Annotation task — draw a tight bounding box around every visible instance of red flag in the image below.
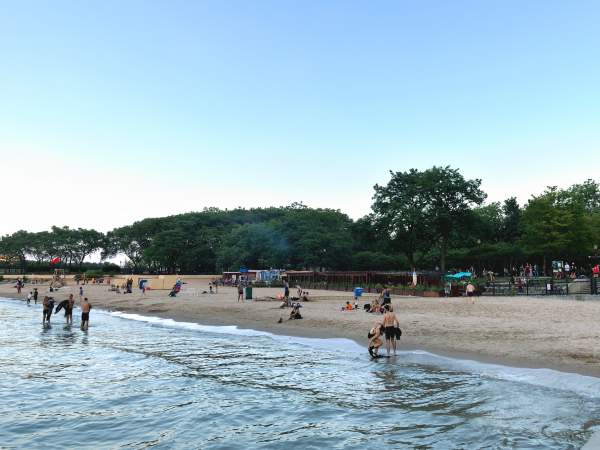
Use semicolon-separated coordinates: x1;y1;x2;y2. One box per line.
50;257;61;265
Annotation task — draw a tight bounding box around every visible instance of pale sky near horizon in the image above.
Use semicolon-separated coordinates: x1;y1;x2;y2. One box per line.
1;0;599;236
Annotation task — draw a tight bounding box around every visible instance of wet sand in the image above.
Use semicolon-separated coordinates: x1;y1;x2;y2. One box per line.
3;280;600;377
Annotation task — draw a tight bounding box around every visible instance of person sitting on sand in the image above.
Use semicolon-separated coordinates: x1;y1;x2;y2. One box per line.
367;323;383;357
342;301;353;311
301;291;310;301
289;303;302;320
369;298;381;314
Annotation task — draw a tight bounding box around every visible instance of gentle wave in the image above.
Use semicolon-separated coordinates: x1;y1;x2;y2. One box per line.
106;308;600;399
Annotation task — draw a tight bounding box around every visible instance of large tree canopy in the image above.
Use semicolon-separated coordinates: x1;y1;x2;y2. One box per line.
373;166;486;272
2;170;600;275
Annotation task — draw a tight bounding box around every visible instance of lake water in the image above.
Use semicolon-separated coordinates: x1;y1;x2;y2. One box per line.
1;297;600;449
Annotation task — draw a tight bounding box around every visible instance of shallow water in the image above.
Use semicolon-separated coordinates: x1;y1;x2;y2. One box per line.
1;298;599;449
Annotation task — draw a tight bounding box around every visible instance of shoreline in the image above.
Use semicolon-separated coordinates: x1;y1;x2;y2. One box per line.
106;302;600;379
2;280;600;378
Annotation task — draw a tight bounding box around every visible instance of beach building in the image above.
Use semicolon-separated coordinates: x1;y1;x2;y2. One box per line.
222;269;284;284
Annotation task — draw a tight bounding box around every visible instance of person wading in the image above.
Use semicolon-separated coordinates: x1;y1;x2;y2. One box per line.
80;297;92;331
382;305;399;356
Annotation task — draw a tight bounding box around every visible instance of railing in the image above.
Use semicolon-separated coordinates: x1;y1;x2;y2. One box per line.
483;277;595;296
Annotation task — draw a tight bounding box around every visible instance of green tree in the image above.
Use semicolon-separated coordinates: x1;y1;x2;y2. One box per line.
373;166;486;272
521;187;593;273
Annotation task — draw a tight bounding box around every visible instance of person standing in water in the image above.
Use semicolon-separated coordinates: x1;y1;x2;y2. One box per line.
382;305;399;356
33;288;39;304
42;296;55;326
79;285;84;300
80;297;92;331
368;323;384;357
27;291;32;305
65;294;75;325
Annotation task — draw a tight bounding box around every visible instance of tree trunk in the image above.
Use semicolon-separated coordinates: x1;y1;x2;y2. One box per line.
440;239;447;274
543;255;547;276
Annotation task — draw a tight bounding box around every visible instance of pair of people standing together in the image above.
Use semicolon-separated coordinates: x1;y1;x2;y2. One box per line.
368;304;401;358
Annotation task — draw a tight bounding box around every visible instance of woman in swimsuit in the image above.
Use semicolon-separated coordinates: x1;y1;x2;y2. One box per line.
368;323;383;357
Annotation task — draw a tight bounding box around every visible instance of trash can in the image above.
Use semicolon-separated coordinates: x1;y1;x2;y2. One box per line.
353;287;363;298
245;286;253;300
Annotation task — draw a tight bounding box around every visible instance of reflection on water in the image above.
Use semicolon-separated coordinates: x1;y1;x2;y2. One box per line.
1;298;599;449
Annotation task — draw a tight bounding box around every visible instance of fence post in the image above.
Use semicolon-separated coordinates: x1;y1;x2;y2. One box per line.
566;279;569;295
526;280;529;296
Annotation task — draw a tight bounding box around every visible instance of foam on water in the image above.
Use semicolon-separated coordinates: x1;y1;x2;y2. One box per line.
107;308;600;399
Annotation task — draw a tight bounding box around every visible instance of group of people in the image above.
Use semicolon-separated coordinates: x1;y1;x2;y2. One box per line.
39;293;92;330
368;304;401;358
364;287;392;314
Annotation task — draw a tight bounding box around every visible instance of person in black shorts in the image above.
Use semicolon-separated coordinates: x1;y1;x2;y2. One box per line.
80;297;92;331
382;304;399;356
42;296;55;325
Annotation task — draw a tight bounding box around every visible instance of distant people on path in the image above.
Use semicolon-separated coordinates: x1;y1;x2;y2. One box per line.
382;305;400;356
237;284;244;302
42;296;55;326
80;297;92;331
33;288;38;304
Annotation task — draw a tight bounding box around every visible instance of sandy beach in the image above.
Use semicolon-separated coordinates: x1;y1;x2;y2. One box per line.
3;279;600;377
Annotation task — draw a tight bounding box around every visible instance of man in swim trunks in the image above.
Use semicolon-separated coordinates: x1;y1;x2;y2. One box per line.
42;296;55;325
65;294;75;325
33;288;39;304
80;297;92;331
237;283;244;302
382;305;399;356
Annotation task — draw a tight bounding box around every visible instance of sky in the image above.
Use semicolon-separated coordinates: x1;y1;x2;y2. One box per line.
1;0;599;236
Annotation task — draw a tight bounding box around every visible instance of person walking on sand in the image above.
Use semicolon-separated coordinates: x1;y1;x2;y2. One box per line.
382;305;399;356
237;283;244;302
33;288;38;304
466;282;476;304
79;286;84;300
80;297;92;331
284;280;290;304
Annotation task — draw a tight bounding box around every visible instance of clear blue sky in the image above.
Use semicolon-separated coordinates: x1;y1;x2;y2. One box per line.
1;0;599;235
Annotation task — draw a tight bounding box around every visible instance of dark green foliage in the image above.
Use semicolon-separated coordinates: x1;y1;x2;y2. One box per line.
1;169;600;275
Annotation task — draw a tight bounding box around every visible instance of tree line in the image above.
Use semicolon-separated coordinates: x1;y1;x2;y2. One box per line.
1;166;599;275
